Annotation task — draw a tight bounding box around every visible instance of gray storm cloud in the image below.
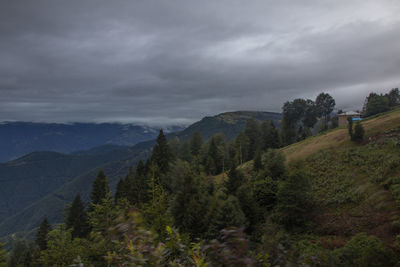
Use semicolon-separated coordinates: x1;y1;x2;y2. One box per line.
0;0;399;125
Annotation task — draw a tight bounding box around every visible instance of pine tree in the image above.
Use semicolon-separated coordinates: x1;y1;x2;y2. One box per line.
276;169;311;229
170;173;210;238
114;178;127;205
35;217;51;251
207;195;247;238
244;119;261;161
65;194;89;238
151;129;172;173
261;120;280;150
190;131;203;156
225;166;245;195
90;170;110;206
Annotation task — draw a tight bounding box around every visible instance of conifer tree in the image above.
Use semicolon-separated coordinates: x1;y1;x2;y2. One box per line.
190;131;203;156
261;120;280;150
170;173;210;238
208;195;247;238
66;194;89;238
225;166;245;195
276;169;311;229
90;170;110;206
151;129;172;173
35;217;51;251
179;140;192;162
244;119;261;161
114;178;126;205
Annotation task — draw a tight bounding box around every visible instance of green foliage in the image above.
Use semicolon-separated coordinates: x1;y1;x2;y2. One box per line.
0;242;7;267
353;122;365;142
276;169;311;230
151;129;172;174
35;217;51;251
190;131;203;156
365;93;390;117
315;92;336;122
260;149;286;180
65;194;89;238
330;233;396;267
347;117;353;139
208;195;248;238
244;119;261;161
170;173;211;238
87;196;116;235
7;240;33;267
225;166;246;195
90;170;110;206
260;120;281;150
386;88;400;107
253;177;277;211
142;181;173;240
39;225;90;266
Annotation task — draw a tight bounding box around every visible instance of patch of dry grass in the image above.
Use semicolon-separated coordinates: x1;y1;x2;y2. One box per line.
282;109;400;163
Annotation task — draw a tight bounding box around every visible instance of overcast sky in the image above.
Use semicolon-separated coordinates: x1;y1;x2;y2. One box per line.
1;0;399;125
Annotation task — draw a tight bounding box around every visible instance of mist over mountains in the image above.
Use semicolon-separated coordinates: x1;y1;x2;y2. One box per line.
0;122;183;162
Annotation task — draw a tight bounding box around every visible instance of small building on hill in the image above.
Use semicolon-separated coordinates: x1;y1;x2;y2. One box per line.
338;111;361;126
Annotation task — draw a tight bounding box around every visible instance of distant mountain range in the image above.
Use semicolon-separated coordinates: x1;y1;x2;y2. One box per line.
0;111;281;238
0;122;183;162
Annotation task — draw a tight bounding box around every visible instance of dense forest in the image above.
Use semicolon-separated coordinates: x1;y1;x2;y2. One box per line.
2;89;400;266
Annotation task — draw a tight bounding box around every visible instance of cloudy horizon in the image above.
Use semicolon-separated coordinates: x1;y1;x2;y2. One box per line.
1;0;399;126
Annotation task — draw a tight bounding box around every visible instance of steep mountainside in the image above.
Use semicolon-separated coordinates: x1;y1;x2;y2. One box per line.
239;108;400;250
0;111;281;237
0;146;134;222
0;122;182;162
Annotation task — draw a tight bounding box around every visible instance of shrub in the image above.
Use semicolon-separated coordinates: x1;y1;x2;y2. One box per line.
352;122;364;142
330;233;396;267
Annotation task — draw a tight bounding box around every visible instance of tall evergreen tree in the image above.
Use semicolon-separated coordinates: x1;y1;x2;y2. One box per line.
244;119;261;161
170;173;210;238
225;166;245;195
65;194;89;238
114;178;127;205
276;169;311;229
190;131;203;156
35;217;51;251
90;170;110;206
151;129;172;173
260;120;280;150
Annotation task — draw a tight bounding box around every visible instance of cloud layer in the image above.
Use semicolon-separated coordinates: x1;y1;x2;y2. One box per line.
1;0;399;125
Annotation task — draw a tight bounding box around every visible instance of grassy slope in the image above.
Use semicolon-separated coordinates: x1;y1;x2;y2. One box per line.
238;109;400;251
282;108;400;163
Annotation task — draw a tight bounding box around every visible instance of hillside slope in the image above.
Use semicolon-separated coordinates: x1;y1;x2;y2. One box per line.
0;111;281;238
0;147;134;222
240;109;400;251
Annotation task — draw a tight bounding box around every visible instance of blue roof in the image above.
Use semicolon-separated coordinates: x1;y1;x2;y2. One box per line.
352;117;362;121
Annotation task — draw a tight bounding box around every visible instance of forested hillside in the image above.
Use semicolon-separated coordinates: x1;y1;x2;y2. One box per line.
0;111;280;240
3;106;399;265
